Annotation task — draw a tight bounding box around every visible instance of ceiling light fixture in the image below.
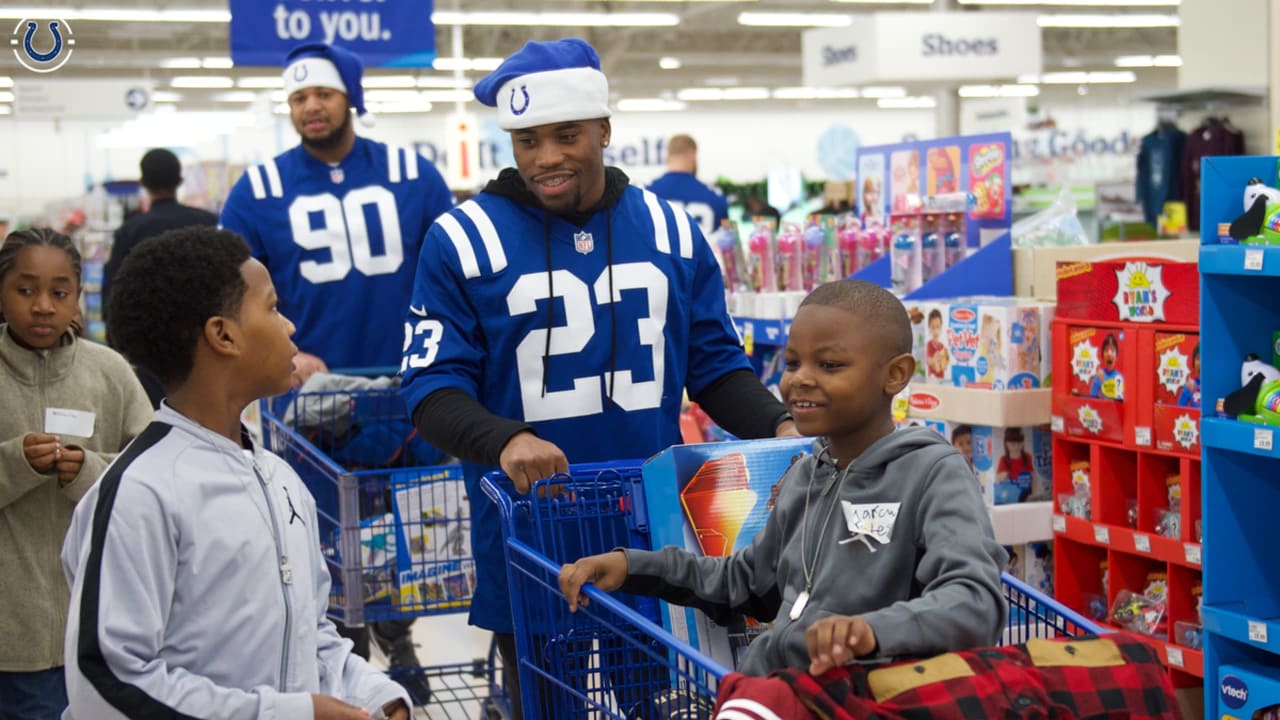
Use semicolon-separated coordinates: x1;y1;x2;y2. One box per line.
675;87;770;101
0;7;231;22
170;76;234;89
0;77;13;89
432;58;504;72
617;98;688;112
737;12;853;27
1114;54;1182;67
0;91;14;103
659;57;682;70
432;11;678;26
957;84;1040;98
211;91;257;103
961;0;1176;5
417;76;474;89
362;75;420;89
877;97;937;109
202;57;234;69
861;86;907;98
1037;13;1179;27
1018;71;1138;84
238;77;284;89
151;92;183;103
0;107;12;116
160;58;202;70
771;87;861;99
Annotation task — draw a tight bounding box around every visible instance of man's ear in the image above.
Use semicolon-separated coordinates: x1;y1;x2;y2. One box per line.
203;315;241;359
884;353;915;395
599;118;612;148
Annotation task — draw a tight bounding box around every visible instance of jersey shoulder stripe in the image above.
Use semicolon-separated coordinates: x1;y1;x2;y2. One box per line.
437;200;508;279
639;189;693;259
244;159;284;200
384;144;421;184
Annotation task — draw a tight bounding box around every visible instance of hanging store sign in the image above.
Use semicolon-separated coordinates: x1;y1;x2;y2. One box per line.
229;0;435;68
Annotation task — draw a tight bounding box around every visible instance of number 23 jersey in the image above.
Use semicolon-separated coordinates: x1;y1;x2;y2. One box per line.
220;137;452;369
401;185;750;463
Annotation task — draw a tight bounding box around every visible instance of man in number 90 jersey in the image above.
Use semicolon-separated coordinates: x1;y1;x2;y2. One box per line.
647;133;729;237
220;43;452;380
400;38;795;718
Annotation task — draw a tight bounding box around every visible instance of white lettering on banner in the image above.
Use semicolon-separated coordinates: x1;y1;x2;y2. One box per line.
272;3;392;43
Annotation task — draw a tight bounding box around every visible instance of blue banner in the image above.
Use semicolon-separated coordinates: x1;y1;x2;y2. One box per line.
229;0;435;68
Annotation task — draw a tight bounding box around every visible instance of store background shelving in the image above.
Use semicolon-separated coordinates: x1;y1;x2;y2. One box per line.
1049;277;1205;687
1198;154;1280;719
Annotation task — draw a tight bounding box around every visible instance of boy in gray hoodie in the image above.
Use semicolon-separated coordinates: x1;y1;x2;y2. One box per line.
560;279;1007;677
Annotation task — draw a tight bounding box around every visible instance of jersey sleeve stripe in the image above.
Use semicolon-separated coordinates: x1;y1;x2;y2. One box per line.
457;201;508;274
387;144;402;184
438;212;481;279
672;202;694;259
263;160;283;198
641;190;672;255
246;166;266;200
403;147;419;181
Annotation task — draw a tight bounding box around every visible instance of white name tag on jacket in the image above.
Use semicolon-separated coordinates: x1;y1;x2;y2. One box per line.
45;408;95;438
840;501;900;547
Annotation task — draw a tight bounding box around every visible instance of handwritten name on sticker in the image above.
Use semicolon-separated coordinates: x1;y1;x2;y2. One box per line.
840;501;901;550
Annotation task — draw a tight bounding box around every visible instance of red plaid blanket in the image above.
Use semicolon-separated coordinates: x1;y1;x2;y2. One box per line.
714;632;1181;720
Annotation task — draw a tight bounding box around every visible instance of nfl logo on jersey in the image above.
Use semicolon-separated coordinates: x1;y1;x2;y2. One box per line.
574;231;594;254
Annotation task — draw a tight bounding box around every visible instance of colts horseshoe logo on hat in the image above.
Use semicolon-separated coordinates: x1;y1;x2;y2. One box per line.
509;85;530;116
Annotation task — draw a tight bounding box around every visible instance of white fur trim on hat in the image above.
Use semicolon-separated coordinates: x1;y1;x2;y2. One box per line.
497;66;611;131
283;57;347;98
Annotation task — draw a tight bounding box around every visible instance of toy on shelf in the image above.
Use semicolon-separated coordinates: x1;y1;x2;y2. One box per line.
1111;589;1166;636
1227;178;1280;245
1222;353;1280;425
1176;620;1204;650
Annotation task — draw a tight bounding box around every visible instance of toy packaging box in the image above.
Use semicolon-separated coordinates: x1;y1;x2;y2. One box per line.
1154;404;1201;455
1154;332;1201;408
1215;664;1280;720
904;300;951;384
1066;325;1126;400
641;437;813;667
971;424;1052;505
1056;260;1199;326
388;467;477;611
939;298;1053;390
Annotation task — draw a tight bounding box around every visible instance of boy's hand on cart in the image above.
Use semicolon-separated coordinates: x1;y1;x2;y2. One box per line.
22;433;60;473
56;446;85;485
500;431;568;494
311;694;371;719
805;615;877;675
559;551;628;612
291;351;329;389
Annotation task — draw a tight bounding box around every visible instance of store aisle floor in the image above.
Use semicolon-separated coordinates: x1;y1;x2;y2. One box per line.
367;614;498;719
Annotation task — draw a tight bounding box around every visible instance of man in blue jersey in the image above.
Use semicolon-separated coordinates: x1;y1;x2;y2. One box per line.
219;42;451;701
399;37;796;719
648;133;729;236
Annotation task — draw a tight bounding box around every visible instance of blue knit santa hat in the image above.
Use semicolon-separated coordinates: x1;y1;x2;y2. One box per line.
474;38;611;131
282;43;374;127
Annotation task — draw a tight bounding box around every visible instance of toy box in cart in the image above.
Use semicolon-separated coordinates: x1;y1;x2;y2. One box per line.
641;437;812;668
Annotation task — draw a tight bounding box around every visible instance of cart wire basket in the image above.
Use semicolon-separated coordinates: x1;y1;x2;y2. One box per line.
261;373;507;718
482;464;1105;719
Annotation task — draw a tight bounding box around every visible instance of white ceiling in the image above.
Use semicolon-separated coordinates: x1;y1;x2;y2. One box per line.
0;1;1181;113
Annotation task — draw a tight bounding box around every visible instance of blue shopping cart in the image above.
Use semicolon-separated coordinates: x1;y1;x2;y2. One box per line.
481;462;1104;720
260;374;508;718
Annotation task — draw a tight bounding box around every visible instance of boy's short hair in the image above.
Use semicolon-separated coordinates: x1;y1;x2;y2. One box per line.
951;424;973;441
107;227;251;388
928;308;942;323
801;279;912;357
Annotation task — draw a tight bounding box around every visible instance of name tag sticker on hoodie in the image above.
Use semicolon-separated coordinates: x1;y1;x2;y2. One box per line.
45;408;95;438
840;502;901;549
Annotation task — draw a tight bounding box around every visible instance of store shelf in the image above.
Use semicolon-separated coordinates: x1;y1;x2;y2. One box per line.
1203;605;1280;656
990;502;1052;546
1202;418;1280;461
907;386;1050;428
1053;515;1201;570
1200;244;1280;278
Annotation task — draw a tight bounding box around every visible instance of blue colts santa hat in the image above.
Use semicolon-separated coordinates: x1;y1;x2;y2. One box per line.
474;38;611;131
282;42;375;127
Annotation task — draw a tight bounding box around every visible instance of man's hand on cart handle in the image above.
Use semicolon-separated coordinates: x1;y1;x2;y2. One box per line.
559;551;629;613
805;615;878;676
311;694;373;719
291;351;329;390
500;431;569;494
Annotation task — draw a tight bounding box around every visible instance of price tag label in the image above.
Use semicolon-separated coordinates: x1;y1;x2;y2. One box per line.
1249;620;1269;644
1166;646;1184;667
1133;534;1151;553
1255;428;1274;452
1245;248;1265;271
1185;544;1201;565
1051;416;1064;433
1135;427;1152;446
1093;525;1111;545
1052;515;1066;533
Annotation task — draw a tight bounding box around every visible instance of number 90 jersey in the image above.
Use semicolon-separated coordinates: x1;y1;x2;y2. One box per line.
220;137;452;369
401;186;750;464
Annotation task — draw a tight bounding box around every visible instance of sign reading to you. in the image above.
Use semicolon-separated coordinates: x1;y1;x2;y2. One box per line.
802;12;1041;87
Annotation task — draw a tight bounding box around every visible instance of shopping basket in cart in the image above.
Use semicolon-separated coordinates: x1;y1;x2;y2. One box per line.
261;374;508;717
482;466;1104;720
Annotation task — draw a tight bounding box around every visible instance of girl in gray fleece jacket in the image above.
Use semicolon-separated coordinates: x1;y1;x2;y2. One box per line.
561;279;1007;677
